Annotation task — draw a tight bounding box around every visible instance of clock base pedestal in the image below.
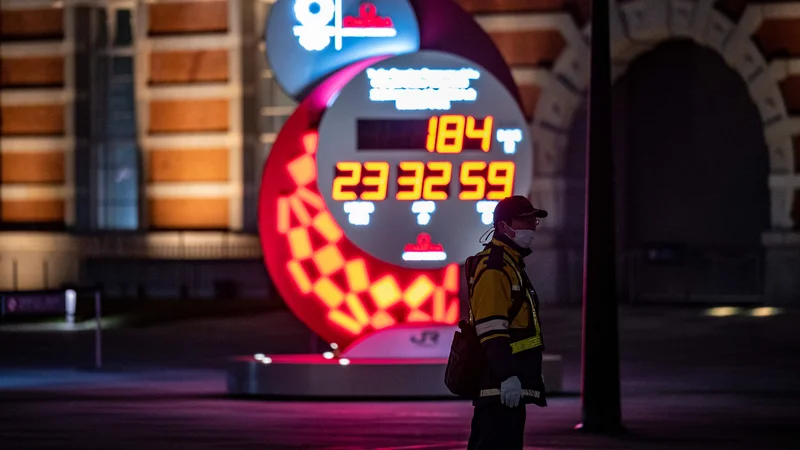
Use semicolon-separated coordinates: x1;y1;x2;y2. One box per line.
226;353;563;398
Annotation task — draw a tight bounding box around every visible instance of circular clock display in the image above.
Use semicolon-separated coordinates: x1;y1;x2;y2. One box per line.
316;50;533;269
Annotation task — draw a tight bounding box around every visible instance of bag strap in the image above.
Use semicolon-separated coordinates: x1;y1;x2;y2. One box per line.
464;256;476;323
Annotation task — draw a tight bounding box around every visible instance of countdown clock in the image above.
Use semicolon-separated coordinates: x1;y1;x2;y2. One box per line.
259;0;534;350
317;50;533;269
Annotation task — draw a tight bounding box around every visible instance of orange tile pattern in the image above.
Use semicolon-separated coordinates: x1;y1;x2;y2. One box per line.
1;152;65;184
754;18;800;58
149;198;229;229
149;50;229;84
1;199;64;223
490;30;567;67
148;149;230;182
0;9;63;39
1;57;64;87
148;1;228;35
149;99;229;133
457;0;591;24
0;105;64;136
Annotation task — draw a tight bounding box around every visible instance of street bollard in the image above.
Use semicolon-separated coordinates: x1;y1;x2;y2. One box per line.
65;289;77;325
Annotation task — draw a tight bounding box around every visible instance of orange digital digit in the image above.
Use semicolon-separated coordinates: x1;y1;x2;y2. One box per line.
436;115;466;154
361;161;389;201
466;116;494;152
423;161;452;200
396;161;425;200
425;117;438;152
332;162;361;201
459;161;488;200
486;161;515;200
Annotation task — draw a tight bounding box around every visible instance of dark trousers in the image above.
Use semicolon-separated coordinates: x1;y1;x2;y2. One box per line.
467;402;526;450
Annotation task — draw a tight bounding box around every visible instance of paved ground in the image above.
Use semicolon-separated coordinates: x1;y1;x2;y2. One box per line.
1;304;798;449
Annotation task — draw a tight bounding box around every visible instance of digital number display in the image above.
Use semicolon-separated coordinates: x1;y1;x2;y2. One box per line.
331;160;514;201
316;51;533;268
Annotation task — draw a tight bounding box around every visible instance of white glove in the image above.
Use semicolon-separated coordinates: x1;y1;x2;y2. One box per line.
500;376;522;408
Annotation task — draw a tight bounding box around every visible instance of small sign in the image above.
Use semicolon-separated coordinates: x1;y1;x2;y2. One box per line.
2;292;66;315
402;233;446;262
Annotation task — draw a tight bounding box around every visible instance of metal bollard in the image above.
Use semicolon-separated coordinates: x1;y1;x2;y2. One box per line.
65;289;77;325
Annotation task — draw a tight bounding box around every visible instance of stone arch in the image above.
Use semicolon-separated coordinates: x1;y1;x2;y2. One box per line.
529;0;799;230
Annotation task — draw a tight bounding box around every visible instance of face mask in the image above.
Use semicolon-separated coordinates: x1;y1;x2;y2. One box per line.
509;228;536;248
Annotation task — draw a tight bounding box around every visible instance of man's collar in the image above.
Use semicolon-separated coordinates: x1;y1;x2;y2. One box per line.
491;234;532;264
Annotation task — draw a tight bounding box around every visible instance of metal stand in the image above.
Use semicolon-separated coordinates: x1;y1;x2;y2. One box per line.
576;0;624;433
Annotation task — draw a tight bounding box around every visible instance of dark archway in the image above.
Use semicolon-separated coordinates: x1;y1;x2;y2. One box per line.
613;40;771;302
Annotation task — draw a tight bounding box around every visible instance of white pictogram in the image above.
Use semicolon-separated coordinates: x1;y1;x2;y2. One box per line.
293;0;397;52
411;201;436;226
497;129;523;155
476;201;499;225
344;201;375;225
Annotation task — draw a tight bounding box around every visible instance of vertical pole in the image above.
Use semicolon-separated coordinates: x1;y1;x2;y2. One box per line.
577;0;623;433
43;260;50;289
12;259;18;291
94;290;103;369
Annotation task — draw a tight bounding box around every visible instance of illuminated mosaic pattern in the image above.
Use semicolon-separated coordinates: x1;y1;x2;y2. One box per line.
260;94;460;349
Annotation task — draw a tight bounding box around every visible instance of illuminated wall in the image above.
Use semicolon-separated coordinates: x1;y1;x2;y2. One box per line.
0;7;72;227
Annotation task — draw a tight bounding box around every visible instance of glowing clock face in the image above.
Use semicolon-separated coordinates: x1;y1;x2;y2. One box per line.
316;50;533;269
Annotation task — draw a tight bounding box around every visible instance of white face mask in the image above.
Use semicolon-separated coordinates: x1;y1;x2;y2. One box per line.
509;228;536;248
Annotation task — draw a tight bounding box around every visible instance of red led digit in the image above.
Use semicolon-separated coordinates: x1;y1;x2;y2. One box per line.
459;161;487;200
422;161;452;200
332;162;361;201
435;115;465;154
425;117;438;152
361;161;389;201
396;161;425;200
486;161;515;200
466;116;493;152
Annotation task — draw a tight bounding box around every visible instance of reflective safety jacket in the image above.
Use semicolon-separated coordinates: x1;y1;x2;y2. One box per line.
468;235;547;407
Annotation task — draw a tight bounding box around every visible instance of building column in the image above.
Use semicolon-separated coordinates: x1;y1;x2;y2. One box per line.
139;0;241;231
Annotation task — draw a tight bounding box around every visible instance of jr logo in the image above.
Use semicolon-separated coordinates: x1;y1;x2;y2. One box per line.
410;330;441;347
293;0;397;51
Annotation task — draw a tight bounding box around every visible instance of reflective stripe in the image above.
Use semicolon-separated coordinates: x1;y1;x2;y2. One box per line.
510;336;543;354
479;389;541;399
511;285;520;291
475;318;508;336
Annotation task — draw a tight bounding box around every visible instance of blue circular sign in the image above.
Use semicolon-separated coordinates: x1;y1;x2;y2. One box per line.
266;0;421;101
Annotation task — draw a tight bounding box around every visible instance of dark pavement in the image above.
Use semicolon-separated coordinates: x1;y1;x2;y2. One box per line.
1;304;799;449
